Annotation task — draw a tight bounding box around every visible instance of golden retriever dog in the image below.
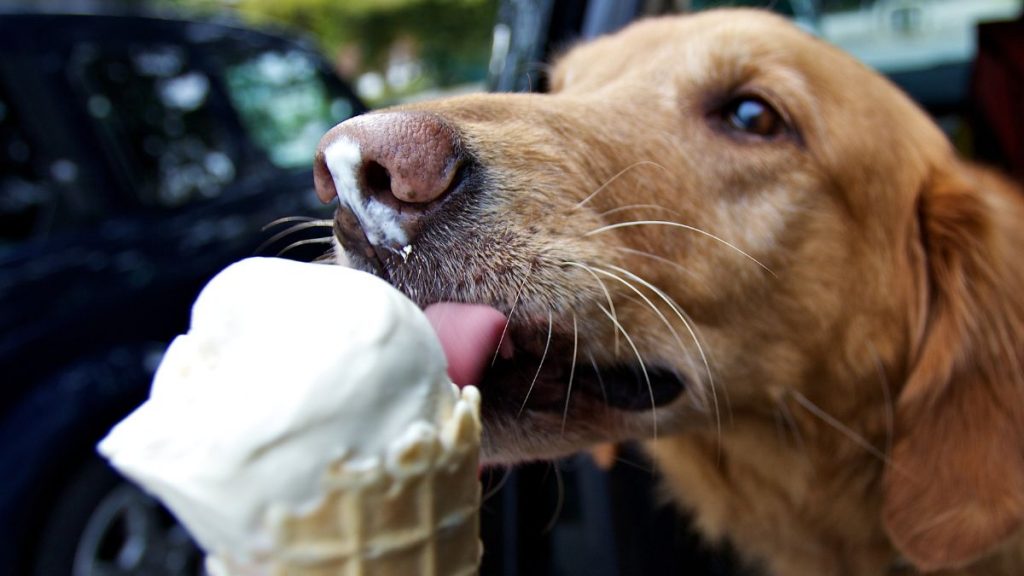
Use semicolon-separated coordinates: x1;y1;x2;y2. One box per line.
313;9;1024;575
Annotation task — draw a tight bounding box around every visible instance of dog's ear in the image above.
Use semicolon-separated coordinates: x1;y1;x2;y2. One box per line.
883;164;1024;572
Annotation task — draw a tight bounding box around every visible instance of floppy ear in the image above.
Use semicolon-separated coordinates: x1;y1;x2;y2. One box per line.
883;165;1024;572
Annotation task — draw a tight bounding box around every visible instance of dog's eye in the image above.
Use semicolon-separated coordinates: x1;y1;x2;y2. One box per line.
723;97;786;138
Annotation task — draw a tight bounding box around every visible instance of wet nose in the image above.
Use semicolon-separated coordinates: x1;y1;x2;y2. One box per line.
314;111;464;207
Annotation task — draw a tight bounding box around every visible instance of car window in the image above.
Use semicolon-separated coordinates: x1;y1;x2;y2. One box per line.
0;86;53;243
223;48;357;169
689;0;797;16
69;43;242;209
815;0;1023;75
673;0;1023;75
0;52;123;245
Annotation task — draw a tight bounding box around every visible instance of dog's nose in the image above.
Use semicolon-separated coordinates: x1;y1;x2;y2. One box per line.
314;111;464;207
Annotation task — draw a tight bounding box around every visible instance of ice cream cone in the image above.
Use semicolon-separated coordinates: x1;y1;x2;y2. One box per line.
99;260;485;576
207;386;483;576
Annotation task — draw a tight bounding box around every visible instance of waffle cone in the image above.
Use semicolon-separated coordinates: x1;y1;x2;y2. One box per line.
208;386;483;576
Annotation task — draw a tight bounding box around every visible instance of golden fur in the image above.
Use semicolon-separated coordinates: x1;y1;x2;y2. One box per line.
323;9;1024;575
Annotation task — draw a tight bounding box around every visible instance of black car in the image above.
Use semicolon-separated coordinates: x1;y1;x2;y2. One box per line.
0;9;364;575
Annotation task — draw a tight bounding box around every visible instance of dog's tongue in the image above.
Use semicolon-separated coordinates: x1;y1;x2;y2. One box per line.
424;303;508;387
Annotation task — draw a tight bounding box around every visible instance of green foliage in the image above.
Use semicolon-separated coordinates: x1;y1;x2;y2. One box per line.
160;0;497;105
234;0;497;84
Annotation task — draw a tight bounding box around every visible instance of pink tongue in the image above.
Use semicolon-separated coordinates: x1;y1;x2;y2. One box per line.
424;303;509;387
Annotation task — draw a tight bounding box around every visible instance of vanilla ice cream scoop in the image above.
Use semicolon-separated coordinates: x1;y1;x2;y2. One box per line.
98;257;460;563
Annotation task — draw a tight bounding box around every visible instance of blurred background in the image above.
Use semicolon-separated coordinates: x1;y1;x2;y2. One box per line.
1;0;1022;575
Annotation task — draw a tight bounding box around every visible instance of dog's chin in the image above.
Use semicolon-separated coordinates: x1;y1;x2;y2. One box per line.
475;363;694;465
478;399;699;466
478;409;619;466
459;338;692;465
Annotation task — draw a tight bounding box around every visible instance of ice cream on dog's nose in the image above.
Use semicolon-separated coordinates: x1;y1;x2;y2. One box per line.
98;257;482;575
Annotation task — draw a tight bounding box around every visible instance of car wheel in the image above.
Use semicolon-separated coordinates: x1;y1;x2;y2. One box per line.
32;455;206;576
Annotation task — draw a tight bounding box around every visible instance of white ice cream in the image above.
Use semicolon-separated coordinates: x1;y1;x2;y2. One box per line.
98;257;456;561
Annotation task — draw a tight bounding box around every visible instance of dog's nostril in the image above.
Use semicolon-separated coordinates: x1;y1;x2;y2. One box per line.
363;161;393;200
315;111;465;210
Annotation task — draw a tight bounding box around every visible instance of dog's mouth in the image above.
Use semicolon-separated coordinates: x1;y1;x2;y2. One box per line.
426;303;687;415
335;210;688;429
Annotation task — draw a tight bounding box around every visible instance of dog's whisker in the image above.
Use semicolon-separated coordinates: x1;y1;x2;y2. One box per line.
482;466;512;503
588;266;697;441
542;462;566;534
609;452;655;476
773;406;787;445
596;203;683;219
261;215;325;230
565;260;618;354
593;266;688;342
313;252;334;263
773;396;807;455
518;309;554;418
596;302;657;442
275;237;334;257
561;314;579;437
786;389;891;466
590;265;692;386
618;294;650;313
561;261;620;355
585;220;776;277
492;265;534;367
574;161;671;209
257;221;336;255
586;351;612;420
609;245;696;277
867;343;895;460
517;60;552;93
605;264;726;444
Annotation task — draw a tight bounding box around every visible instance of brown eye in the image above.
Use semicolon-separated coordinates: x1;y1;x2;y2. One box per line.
724;97;786;138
